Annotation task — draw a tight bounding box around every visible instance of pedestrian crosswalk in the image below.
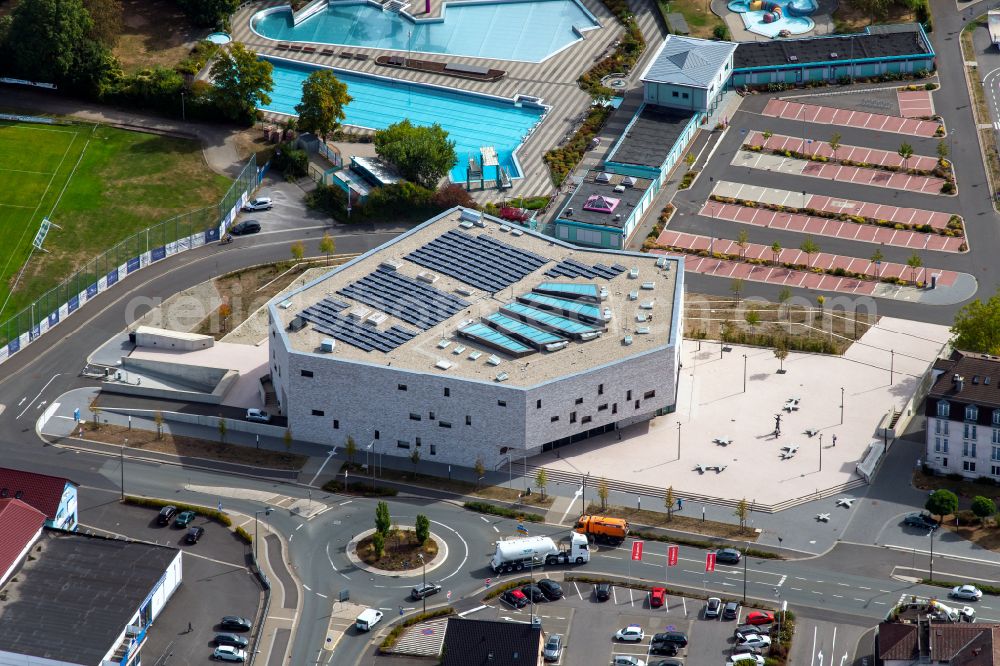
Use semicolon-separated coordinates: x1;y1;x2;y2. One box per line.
385;617;449;656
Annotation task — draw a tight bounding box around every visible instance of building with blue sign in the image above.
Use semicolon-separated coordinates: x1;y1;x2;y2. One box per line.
0;467;79;531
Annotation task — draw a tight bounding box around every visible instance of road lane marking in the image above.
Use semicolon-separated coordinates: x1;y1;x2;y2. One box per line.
17;373;60;419
574;582;583;600
493;526;499;532
480;516;490;522
304;584;312;591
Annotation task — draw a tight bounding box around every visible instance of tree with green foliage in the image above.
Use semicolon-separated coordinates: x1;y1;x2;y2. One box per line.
870;247;885;279
319;233;336;265
410;448;421;474
937;139;949;162
374;120;457;188
771;241;782;266
475;457;486;489
5;0;98;84
734;498;749;532
283;428;292;452
345;435;356;464
898;143;914;171
730;278;744;304
375;501;391;537
762;130;773;142
290;241;305;261
774;338;789;372
295;69;352;140
736;229;749;260
210;42;274;122
372;532;385;559
154;411;164;440
925;489;959;522
951;290;1000;354
597;480;609;510
535;468;547;498
907;252;923;284
800;237;820;268
745;307;761;336
971;496;997;522
218;417;227;444
665;486;675;520
685;152;696;171
415;514;430;545
829;132;842;162
176;0;239;27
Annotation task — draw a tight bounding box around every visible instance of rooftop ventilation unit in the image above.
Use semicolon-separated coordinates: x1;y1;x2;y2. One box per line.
487;355;503;366
511;229;524;237
348;307;371;321
366;312;388;326
437;339;451;349
545;341;569;352
468;350;483;360
603;307;613;321
459;220;475;229
580;331;601;341
622;176;637;188
614;214;622;221
636;326;651;335
416;271;439;284
629;291;638;301
599;287;609;300
788;55;798;62
565;208;574;216
640;300;655;310
596;172;612;183
641;281;655;290
288;316;307;332
613;184;626;193
452;345;466;355
629;267;639;279
435;359;453;370
278;299;293;309
623;335;633;346
636;313;648;323
830;52;838;58
656;256;667;268
499;225;511;232
461;208;482;223
380;260;402;271
321;338;336;352
455;286;475;297
495;371;510;382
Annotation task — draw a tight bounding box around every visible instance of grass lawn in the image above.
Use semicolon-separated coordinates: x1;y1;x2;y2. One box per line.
0;120;231;331
656;0;724;39
116;0;204;72
832;1;916;34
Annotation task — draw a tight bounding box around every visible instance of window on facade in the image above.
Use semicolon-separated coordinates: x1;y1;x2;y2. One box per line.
994;429;1000;445
466;415;472;426
964;460;977;472
964;441;978;458
575;398;583;405
374;430;380;440
965;423;977;440
598;404;608;411
993;464;1000;477
644;390;656;400
398;384;407;391
966;405;979;421
551;416;559;423
672;91;679;97
430;444;437;455
397;441;410;449
498;400;507;407
612;403;618;414
942;457;949;467
444;388;450;397
992;445;1000;461
439;421;451;428
682;92;689;99
937;401;950;418
537;399;542;409
301;370;314;378
312;409;325;416
582;415;592;424
333;419;339;429
410;413;421;421
994;410;1000;426
598;384;604;395
415;437;421;447
634;400;640;409
429;411;435;420
570;412;577;424
935;437;942;452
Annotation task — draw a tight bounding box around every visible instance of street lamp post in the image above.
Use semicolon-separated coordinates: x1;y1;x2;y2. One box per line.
368;440;376;491
840;387;844;425
929;527;935;582
677;422;681;460
890;349;895;385
254;507;273;563
742;542;749;604
743;354;748;393
418;554;427;614
121;437;127;500
819;433;823;472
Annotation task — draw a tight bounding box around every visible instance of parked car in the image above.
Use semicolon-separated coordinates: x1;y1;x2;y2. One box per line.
732;644;763;657
219;616;252;632
650;587;666;608
951;585;984;601
723;601;741;620
652;631;688;648
903;512;939;530
594;582;611;601
612;657;645;666
543;633;563;661
745;611;774;626
245;408;271;423
650;661;683;666
705;597;722;618
501;589;528;609
649;640;679;656
737;633;772;649
736;626;769;642
410;583;442;600
174;510;196;527
521;585;546;603
727;655;765;666
212;646;246;662
716;547;742;564
185;526;205;544
614;624;644;642
538;579;564;600
214;634;249;649
157;505;177;526
230;220;261;236
242;197;273;212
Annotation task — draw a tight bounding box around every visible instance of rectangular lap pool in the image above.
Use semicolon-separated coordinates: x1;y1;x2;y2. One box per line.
262;56;546;183
252;0;600;63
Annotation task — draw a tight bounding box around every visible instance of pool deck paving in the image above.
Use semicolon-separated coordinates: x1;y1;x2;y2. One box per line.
732;150;948;195
231;0;639;200
527;317;951;508
897;89;935;118
745;130;939;172
762;98;942;137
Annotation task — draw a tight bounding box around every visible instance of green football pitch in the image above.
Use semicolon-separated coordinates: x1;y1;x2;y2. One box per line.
0;119;231;327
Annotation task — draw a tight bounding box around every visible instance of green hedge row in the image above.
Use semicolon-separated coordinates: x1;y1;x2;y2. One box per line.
235;526;253;545
483;578;534;600
322;479;398;497
380;607;454;650
630;529;783;560
463;501;544;522
123;496;232;527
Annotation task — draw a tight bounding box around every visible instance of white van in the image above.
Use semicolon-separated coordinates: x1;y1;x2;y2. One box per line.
726;655;765;666
356;608;384;632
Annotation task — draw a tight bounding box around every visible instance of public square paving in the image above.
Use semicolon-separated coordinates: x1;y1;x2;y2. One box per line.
732;150;947;194
744;131;939;171
763;98;942;136
530;318;951;507
897;89;934;118
699;201;965;252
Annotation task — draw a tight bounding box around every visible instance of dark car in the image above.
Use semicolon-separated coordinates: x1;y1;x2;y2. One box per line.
157;505;177;526
651;661;684;666
215;634;249;649
723;601;741;620
904;512;940;530
716;547;742;564
649;641;680;656
736;626;770;641
174;510;196;528
521;585;546;603
595;582;612;601
538;579;563;600
410;583;442;600
652;631;688;648
733;644;763;657
501;589;528;608
230;221;261;236
185;526;205;544
220;616;252;632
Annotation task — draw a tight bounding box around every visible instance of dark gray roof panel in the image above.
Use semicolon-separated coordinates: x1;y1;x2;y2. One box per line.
733;25;931;70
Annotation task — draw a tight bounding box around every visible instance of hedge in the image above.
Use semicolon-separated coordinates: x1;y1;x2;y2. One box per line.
380;607;454;650
322;479;398;497
123;496;232;527
483;578;534;600
921;578;1000;595
630;530;783;560
463;501;544;522
235;526;253;544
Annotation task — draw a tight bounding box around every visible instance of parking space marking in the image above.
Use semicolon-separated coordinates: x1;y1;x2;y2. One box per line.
612;587;618;605
574;582;583;600
682;596;688;615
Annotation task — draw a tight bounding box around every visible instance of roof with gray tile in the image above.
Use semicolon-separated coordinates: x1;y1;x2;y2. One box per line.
641;35;737;88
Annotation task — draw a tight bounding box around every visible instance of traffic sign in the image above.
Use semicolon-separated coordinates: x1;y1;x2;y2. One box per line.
705;552;716;572
631;540;644;561
486;578;491;588
447;590;452;600
667;544;679;567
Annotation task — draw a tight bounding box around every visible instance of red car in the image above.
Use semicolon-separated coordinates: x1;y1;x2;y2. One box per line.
746;610;774;625
650;587;666;608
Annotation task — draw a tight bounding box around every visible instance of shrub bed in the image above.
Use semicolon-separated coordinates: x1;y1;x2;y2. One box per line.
380;608;454;651
463;501;544;522
322;478;398;497
483;578;534;600
123;496;232;526
743;143;955;183
630;530;783;559
678;171;698;190
544;105;613;186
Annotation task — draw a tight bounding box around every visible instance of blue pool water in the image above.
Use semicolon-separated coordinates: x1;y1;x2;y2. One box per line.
263;57;545;182
727;0;814;37
251;0;600;63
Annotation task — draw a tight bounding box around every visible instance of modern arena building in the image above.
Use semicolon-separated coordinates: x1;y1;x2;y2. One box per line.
268;207;683;468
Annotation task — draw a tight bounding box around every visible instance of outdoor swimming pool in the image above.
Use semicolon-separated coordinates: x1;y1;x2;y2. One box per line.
262;57;545;182
251;0;600;63
728;0;815;37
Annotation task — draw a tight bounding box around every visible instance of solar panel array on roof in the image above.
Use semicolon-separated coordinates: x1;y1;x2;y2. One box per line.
486;313;564;350
458;322;534;358
300;297;350;321
338;267;469;330
406;229;549;293
303;311;418;353
519;292;604;325
545;258;626;280
534;282;601;303
501;302;600;339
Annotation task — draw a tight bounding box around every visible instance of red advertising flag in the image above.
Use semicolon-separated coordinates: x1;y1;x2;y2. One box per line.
667;544;679;567
631;540;644;561
705;552;716;573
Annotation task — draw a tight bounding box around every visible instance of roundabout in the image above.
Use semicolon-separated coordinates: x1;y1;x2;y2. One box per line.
346;527;449;577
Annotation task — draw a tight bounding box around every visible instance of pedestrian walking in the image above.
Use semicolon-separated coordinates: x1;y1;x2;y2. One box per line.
187;621;192;633
832;435;837;447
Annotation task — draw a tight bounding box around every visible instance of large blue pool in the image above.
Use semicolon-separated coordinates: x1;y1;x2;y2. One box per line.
251;0;600;63
262;57;545;182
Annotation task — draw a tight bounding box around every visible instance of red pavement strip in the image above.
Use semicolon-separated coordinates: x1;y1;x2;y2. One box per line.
698;202;965;252
805;194;953;229
654;230;958;289
897;90;934;119
745;131;938;171
763;99;940;137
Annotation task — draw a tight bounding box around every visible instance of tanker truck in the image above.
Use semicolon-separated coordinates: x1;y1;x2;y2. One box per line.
490;533;590;573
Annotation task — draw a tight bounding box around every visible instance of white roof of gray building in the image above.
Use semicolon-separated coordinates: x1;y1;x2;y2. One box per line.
641;35;737;88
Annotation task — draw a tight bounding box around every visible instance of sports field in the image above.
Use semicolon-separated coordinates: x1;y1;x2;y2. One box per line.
0;119;232;325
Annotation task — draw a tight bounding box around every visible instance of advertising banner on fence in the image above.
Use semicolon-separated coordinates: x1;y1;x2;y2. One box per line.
631;541;644;561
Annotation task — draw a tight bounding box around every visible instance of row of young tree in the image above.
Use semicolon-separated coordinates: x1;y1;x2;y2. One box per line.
372;501;430;559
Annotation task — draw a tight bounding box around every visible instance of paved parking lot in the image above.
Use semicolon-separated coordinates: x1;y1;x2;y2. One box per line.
79;501;262;664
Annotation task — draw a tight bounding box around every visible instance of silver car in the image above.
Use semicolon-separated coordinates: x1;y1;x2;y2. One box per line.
242;197;273;211
543;634;563;661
